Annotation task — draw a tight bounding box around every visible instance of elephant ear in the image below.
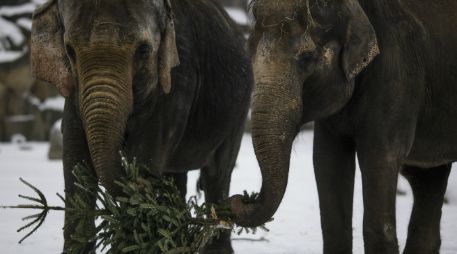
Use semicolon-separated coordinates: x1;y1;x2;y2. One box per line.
158;0;180;94
342;0;380;81
31;0;72;97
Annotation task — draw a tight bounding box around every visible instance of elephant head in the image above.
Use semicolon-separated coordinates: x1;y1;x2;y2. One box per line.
230;0;379;226
31;0;180;195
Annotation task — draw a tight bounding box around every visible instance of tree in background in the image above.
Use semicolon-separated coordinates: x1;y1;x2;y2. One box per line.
0;0;60;142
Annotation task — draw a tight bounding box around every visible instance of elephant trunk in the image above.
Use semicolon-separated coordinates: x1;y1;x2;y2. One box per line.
78;46;132;196
229;74;303;227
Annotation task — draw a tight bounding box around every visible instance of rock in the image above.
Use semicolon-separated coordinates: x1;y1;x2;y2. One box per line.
11;133;32;150
4;113;35;141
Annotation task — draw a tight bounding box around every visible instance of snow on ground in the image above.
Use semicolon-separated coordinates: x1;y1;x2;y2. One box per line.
1;132;457;253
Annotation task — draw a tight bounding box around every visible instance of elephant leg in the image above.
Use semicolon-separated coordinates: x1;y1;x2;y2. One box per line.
401;164;451;254
200;161;233;254
61;101;97;254
357;150;401;254
200;135;242;254
313;123;356;254
164;172;188;200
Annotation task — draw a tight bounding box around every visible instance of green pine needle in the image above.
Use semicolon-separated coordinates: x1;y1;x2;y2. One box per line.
1;157;269;253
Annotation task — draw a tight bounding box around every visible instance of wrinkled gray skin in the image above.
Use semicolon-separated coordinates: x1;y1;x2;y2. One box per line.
31;0;252;253
229;0;456;253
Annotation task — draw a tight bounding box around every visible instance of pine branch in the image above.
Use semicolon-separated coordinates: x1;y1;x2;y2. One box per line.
2;157;270;253
0;178;65;243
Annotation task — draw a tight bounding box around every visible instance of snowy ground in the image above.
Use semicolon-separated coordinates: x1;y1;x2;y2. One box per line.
1;132;457;253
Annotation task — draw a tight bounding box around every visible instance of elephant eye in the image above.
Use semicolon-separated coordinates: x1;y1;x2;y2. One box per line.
295;50;316;65
135;43;151;61
294;34;317;65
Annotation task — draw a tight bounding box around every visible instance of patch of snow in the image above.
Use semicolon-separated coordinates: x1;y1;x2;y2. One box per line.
28;96;65;112
10;134;27;144
0;133;456;253
0;16;25;48
10;134;33;151
0;3;37;18
225;7;249;26
0;48;27;63
16;17;32;31
51;119;62;131
0;1;41;63
446;170;457;204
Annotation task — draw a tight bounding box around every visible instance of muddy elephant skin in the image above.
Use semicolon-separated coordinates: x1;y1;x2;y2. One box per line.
31;0;252;253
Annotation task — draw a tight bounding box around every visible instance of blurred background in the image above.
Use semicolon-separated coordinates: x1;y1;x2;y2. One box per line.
0;0;61;144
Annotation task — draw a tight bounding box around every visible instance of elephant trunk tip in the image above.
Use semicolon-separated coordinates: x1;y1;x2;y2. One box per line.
91;154;126;198
99;176;125;198
228;194;274;228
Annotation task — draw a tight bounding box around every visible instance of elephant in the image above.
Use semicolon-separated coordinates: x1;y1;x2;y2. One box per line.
31;0;252;253
228;0;456;253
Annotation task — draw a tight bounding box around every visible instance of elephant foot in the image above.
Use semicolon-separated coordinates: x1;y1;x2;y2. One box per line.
62;241;96;254
200;245;234;254
200;231;234;254
403;242;440;254
62;249;96;254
